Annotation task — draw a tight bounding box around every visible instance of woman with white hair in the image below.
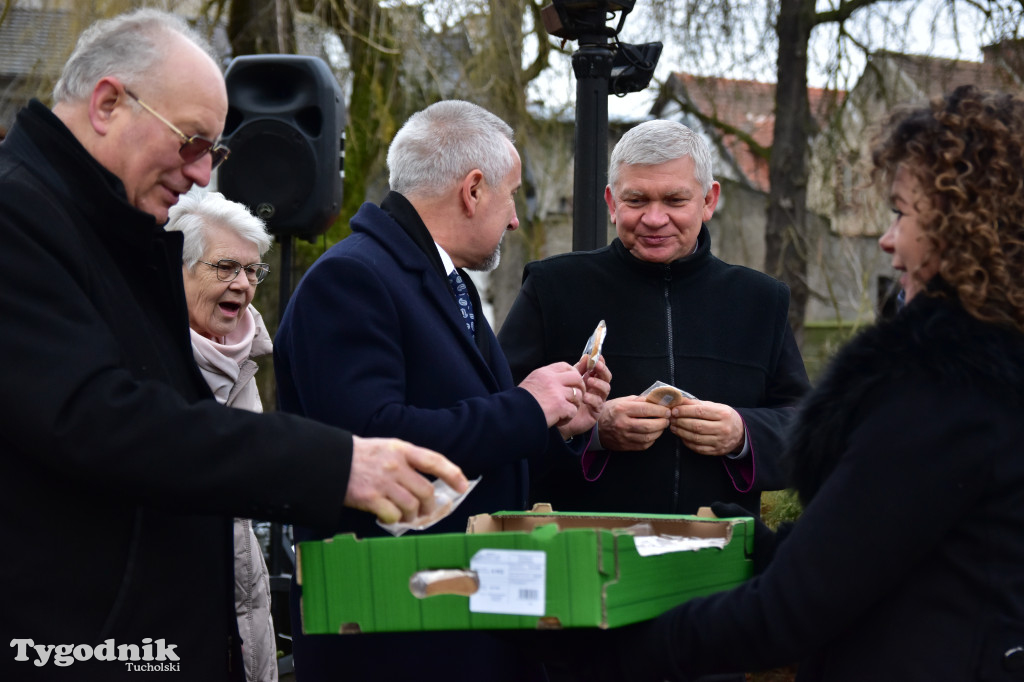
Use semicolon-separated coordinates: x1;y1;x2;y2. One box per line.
166;187;277;682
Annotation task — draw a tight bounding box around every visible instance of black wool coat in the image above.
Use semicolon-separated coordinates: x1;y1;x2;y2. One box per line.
0;101;352;681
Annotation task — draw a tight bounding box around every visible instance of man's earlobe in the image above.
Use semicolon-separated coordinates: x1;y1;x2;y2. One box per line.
461;169;485;217
702;181;722;221
604;185;617;223
90;78;122;134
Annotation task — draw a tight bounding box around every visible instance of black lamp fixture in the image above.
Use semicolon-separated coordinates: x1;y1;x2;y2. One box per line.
541;0;636;41
610;41;663;96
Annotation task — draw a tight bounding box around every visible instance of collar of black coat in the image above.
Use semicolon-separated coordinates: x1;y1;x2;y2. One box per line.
11;100;165;260
380;190;450;285
786;291;1024;505
610;223;712;277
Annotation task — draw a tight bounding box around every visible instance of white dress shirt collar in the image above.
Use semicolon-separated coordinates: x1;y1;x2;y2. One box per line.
435;243;456;276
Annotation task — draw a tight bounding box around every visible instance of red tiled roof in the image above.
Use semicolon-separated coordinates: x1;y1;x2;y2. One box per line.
666;73;845;191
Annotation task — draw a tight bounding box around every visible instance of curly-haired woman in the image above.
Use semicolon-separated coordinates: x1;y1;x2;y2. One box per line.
549;86;1024;681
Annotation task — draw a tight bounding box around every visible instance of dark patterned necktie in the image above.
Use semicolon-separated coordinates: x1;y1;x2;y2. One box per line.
447;270;475;337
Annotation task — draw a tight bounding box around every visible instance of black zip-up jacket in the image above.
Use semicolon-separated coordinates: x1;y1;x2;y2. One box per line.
499;231;809;515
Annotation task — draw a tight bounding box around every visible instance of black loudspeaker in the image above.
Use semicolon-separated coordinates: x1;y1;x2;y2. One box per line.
219;55;345;241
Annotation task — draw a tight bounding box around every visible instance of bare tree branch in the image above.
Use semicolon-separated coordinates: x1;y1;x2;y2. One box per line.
813;0;903;27
522;0;551;83
662;87;773;161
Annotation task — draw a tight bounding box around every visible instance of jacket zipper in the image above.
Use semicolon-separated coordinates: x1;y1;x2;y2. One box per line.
663;267;680;512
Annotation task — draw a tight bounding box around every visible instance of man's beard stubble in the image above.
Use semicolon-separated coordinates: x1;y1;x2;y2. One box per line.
468;238;502;273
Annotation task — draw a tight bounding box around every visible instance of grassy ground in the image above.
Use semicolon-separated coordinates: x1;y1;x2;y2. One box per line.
760;489;803;529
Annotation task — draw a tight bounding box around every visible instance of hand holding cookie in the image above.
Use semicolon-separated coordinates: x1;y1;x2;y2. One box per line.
669;399;746;456
557;352;612;440
596;395;671;451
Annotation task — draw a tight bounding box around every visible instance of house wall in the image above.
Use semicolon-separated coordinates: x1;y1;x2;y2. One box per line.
707;177;766;269
709;177;889;328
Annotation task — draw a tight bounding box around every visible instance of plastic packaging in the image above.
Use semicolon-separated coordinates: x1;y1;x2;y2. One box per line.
377;476;481;537
581;319;607;372
640;380;697;407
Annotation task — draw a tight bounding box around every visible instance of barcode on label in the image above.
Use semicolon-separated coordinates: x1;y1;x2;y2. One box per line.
470;549;546;616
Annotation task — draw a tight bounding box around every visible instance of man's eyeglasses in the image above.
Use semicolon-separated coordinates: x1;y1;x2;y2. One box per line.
124;89;231;170
198;259;270;285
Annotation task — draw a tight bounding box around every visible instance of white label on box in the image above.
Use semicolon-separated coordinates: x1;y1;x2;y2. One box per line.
468;549;546;616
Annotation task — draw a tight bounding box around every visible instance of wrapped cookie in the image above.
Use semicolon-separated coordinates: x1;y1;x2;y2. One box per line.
377;477;481;537
582;319;607;372
640;381;696;407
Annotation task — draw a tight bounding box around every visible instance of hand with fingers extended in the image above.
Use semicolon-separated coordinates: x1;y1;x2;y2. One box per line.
669;397;746;456
344;436;469;524
596;395;671;451
558;354;612;440
519;361;586;428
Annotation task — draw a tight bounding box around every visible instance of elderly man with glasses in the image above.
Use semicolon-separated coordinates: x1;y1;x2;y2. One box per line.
0;9;465;681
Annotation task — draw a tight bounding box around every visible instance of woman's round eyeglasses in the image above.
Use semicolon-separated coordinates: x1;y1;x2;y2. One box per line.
198;259;270;285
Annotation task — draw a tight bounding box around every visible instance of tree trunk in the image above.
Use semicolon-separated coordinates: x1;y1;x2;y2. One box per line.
276;0;296;53
474;1;533;330
329;0;400;247
227;0;281;55
766;0;815;341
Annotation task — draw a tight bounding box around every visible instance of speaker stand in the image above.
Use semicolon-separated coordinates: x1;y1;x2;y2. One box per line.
271;233;296;674
270;232;294;575
278;233;294;316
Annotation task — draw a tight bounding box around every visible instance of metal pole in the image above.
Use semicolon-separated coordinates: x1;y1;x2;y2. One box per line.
278;233;293;322
571;38;614;252
270;232;293;577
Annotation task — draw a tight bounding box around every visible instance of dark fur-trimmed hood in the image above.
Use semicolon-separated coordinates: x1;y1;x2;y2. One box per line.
787;293;1024;505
